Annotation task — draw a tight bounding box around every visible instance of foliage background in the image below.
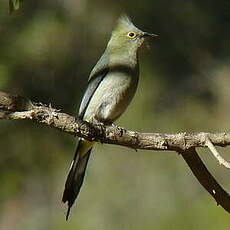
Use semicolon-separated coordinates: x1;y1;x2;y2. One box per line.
0;0;230;229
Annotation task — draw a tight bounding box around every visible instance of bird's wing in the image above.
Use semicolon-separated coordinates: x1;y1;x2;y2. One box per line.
78;68;109;119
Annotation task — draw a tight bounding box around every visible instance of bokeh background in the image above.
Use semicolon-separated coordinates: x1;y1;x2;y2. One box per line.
0;0;230;229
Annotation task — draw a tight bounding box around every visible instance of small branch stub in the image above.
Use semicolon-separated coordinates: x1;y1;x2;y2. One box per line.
206;137;230;169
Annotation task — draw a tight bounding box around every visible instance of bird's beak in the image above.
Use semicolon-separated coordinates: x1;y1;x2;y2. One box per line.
142;32;159;38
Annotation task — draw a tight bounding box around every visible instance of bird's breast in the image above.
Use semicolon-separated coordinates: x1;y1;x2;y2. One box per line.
84;70;138;123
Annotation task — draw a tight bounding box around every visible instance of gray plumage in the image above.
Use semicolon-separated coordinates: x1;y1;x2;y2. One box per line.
62;15;157;220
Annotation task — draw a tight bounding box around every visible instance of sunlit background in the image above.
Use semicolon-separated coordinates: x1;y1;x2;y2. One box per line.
0;0;230;229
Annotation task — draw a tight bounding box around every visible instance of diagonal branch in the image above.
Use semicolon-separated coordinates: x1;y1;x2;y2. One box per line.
0;90;230;214
180;148;230;213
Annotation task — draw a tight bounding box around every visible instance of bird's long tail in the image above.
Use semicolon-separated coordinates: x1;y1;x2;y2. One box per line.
62;139;94;220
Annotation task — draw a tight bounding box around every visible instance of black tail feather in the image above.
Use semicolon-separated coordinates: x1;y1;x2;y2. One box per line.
66;206;71;221
62;140;92;220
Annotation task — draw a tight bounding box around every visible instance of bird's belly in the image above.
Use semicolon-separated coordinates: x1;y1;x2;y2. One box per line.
84;71;138;123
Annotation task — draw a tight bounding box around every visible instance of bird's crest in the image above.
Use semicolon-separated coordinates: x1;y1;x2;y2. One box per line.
113;14;136;34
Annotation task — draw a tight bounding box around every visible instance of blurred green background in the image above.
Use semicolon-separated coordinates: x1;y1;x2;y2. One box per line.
0;0;230;229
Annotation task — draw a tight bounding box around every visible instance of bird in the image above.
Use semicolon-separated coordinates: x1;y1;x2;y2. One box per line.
62;15;158;220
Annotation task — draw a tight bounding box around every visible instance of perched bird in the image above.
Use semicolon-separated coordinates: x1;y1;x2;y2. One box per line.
62;15;157;220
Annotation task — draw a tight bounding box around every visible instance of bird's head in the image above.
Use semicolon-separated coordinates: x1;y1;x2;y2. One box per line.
107;15;158;53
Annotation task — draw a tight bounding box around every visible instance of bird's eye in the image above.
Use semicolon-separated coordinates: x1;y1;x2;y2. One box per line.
127;32;136;38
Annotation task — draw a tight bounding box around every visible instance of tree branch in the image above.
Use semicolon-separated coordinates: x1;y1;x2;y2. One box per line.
1;91;230;151
1;91;230;214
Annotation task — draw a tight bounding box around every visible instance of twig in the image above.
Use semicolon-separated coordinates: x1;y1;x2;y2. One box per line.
206;137;230;169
